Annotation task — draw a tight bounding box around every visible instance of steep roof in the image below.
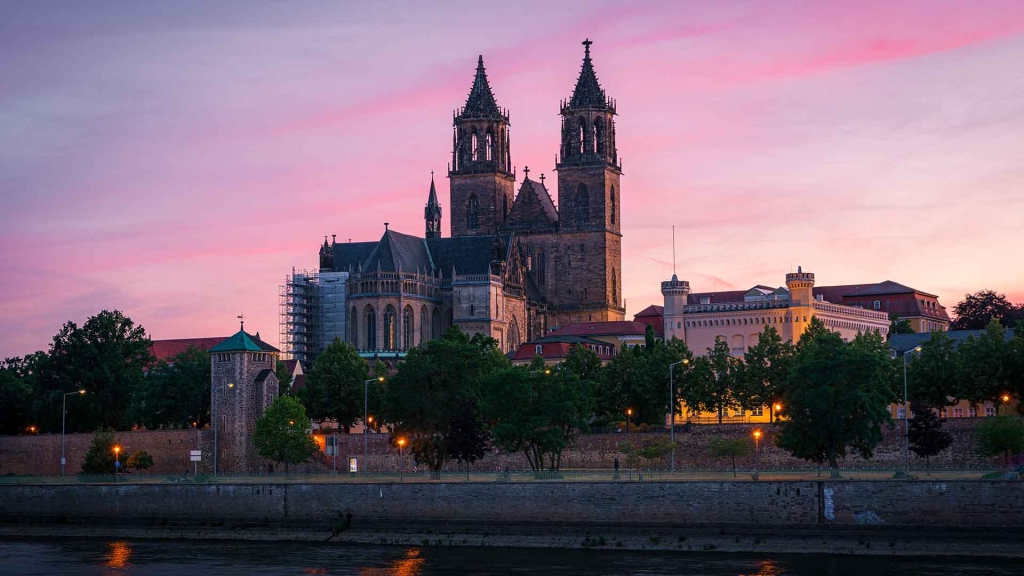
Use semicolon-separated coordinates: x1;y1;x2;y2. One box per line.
634;305;663;318
426;235;501;277
507;176;558;230
568;40;609;109
548;321;652;338
460;56;504;119
209;330;280;353
632;305;664;338
331;241;377;272
151;337;228;362
363;230;433;273
815;280;933;301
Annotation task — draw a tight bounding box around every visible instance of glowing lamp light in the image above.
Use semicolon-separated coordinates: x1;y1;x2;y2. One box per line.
1001;394;1011;403
79;389;86;395
113;446;121;454
544;369;551;375
773;403;782;412
397;438;407;448
377;376;385;382
288;420;295;426
626;408;633;416
227;383;235;389
368;416;374;424
28;426;37;433
753;430;762;440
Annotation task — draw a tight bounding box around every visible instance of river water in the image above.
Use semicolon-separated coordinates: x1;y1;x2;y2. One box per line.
1;539;1022;575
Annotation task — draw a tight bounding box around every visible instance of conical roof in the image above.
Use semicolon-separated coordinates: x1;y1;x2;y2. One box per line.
568;39;608;109
209;330;280;353
460;56;504;119
426;173;441;211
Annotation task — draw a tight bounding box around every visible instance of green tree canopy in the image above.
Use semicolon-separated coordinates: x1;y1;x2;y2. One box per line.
253;396;318;472
80;429;117;474
906;331;960;408
685;339;740;424
126;450;155;472
974;415;1024;466
299;338;374;433
128;345;210;430
776;319;896;470
601;336;693;426
888;315;915;336
950;290;1023;330
0;360;33;435
907;404;952;472
957;320;1011;405
275;360;294;395
708;437;749;478
735;325;793;421
381;327;506;471
36;310;155;432
482;362;594;471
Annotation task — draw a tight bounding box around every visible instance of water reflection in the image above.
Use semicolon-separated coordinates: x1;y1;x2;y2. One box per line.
747;559;783;576
359;548;425;576
103;540;132;571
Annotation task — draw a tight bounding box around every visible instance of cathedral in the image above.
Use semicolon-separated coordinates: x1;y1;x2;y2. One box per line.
316;40;624;356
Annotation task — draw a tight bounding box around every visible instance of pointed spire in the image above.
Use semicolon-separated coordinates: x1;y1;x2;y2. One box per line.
568;38;609;109
427;171;440;208
425;171;442;239
460;55;504;119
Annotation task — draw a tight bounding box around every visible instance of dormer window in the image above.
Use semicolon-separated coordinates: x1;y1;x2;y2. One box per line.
873;300;881;310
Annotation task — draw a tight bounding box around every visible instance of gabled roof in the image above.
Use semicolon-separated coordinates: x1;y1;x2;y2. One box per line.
568;40;609;109
331;241;377;272
889;329;1014;354
548;321;652;338
507;176;558;229
816;280;933;301
254;368;276;383
460;56;504;120
632;305;664;338
209;330;280;353
634;305;664;318
426;235;502;277
363;230;433;273
151;337;228;362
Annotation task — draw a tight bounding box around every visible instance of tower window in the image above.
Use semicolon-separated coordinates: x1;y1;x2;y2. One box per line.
610;187;616;225
574;184;589;228
471;132;479;162
537;249;546;286
486;132;493;161
383;306;397;350
468;195;479;230
365;306;377;350
612;268;618;306
578;120;584;155
403;306;414;350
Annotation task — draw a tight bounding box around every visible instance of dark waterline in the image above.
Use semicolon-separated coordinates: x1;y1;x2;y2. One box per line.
1;538;1023;575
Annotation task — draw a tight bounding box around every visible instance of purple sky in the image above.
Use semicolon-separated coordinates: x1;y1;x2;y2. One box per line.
3;1;1024;358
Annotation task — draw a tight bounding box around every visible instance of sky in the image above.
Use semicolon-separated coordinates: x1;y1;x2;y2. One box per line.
2;0;1024;358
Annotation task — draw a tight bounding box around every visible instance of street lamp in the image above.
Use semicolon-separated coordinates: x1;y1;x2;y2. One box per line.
625;408;633;436
212;382;236;476
113;445;121;481
61;389;86;480
753;429;762;471
668;358;690;473
772;403;782;423
364;376;385;474
902;346;922;476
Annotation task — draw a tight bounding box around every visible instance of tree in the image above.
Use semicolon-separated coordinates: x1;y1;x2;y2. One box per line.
253;396;318;473
951;290;1023;330
957;320;1010;405
709;437;749;478
1007;322;1024;404
299;339;374;433
601;336;693;426
126;451;155;473
975;416;1024;467
776;319;896;473
889;314;915;336
686;339;739;424
275;360;294;395
129;345;211;430
381;327;506;472
736;325;794;422
907;331;960;408
80;429;117;474
483;361;593;471
0;360;33;435
907;404;952;472
37;310;155;432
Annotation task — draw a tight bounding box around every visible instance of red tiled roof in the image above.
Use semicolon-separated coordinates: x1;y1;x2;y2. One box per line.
633;305;663;317
150;337;229;362
548;321;652;338
632;305;664;337
511;340;616;362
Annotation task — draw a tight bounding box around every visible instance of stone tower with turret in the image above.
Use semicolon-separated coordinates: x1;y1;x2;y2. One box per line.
786;267;816;343
449;56;515;237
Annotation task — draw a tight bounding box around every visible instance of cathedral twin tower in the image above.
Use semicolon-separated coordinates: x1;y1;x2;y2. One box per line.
438;39;624;324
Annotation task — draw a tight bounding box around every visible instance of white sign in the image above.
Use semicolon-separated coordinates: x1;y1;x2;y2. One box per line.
349;457;358;473
190;450;202;462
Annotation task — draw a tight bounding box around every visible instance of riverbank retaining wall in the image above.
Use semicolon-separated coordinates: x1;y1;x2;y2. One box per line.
1;480;1021;528
1;418;1010;477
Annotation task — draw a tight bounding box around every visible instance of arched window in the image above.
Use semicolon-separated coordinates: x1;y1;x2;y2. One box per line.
575;184;589;228
420;306;428;345
486;132;493;161
444;308;454;331
612;268;618;306
610;186;616;225
508;317;520;353
383;306;398;350
471;132;479;161
402;305;414;350
468;194;479;230
349;306;358;346
536;249;546;286
432;306;442;338
595;117;605;155
364;305;377;351
578;118;585;154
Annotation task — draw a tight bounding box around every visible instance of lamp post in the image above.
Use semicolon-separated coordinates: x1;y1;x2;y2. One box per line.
902;346;922;476
668;358;690;473
364;376;384;474
212;382;236;476
753;429;762;471
772;402;782;423
113;445;121;482
61;389;86;480
625;408;633;436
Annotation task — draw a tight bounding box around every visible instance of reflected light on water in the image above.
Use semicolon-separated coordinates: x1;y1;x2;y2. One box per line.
740;560;784;576
358;548;425;576
104;541;132;569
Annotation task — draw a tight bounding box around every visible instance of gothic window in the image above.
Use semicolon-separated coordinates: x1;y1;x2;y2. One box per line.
612;268;618;305
420;306;428;345
349;306;358;346
537;249;546;285
383;306;397;350
444;308;454;331
574;184;589;228
364;305;377;350
503;194;508;221
610;187;616;224
468;195;479;230
432;307;441;338
403;306;414;350
578;118;585;154
508;317;521;353
595;117;605;155
471;132;479;161
486;132;493;161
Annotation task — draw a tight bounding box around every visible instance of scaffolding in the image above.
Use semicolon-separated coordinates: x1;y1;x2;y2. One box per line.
279;269;350;365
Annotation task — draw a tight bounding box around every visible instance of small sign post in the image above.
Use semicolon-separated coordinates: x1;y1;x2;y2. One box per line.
190;450;202;477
